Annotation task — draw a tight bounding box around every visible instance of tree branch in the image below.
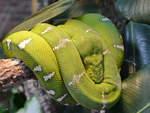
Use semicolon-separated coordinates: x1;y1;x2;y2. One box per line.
0;59;35;91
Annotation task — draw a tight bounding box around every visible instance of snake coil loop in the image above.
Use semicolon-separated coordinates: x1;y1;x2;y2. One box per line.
2;14;123;110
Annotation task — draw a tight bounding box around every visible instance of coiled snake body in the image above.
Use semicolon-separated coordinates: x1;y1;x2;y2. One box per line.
2;14;124;109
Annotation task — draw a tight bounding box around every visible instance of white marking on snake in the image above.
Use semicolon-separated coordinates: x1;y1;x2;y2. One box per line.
43;72;55;81
113;44;124;51
101;91;107;109
18;38;32;49
47;90;56;95
33;65;42;72
103;49;110;55
86;29;92;33
101;17;110;22
57;93;68;102
41;27;52;34
6;39;11;50
68;72;84;86
53;39;71;51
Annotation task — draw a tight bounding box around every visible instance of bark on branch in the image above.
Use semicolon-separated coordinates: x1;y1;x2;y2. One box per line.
0;59;35;91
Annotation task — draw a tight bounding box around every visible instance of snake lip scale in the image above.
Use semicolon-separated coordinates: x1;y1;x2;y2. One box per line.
2;13;124;110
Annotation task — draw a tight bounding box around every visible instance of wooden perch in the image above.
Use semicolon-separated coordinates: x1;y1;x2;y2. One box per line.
0;59;35;91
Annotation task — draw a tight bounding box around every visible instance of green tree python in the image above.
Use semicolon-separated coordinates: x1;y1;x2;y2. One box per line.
2;13;124;110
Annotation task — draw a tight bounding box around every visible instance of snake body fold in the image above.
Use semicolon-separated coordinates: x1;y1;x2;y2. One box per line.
2;14;123;109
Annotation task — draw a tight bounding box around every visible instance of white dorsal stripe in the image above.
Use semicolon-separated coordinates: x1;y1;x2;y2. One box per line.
101;91;107;109
68;72;84;86
18;38;32;49
53;39;71;51
47;90;56;95
101;17;110;22
113;44;124;51
41;27;52;34
34;65;42;72
56;93;68;102
6;39;11;50
43;72;55;81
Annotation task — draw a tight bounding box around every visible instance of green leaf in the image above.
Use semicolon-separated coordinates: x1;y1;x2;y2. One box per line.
7;0;75;36
123;21;150;71
16;96;42;113
110;21;150;113
0;104;8;113
110;64;150;113
50;0;101;25
68;0;101;18
115;0;150;24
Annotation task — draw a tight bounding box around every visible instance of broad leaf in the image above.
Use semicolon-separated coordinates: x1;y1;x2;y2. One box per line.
7;0;75;36
16;96;42;113
69;0;101;18
110;64;150;113
115;0;150;24
50;0;101;25
123;21;150;71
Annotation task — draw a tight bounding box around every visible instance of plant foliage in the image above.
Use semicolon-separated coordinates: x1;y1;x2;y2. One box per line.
115;0;150;24
123;21;150;71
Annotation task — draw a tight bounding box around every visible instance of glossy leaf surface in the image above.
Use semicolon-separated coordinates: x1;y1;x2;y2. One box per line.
110;64;150;113
123;21;150;71
51;0;101;25
115;0;150;24
69;0;101;18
